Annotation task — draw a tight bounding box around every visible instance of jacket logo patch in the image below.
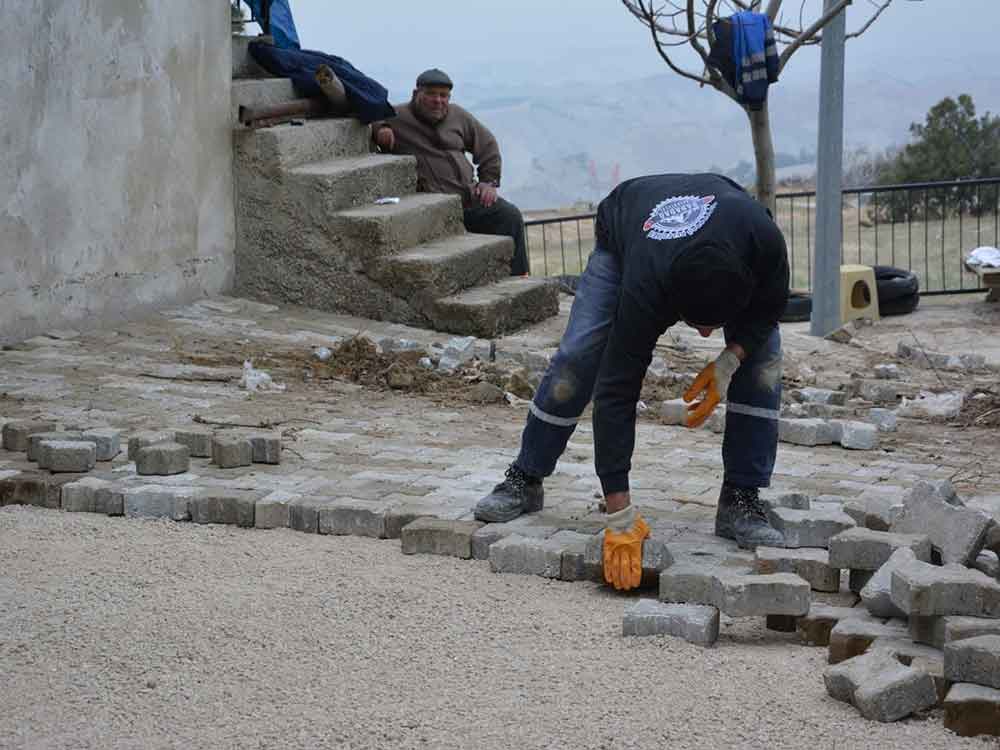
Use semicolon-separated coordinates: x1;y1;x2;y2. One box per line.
642;195;717;240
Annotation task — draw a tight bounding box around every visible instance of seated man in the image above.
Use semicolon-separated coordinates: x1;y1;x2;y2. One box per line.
373;69;529;276
473;173;790;591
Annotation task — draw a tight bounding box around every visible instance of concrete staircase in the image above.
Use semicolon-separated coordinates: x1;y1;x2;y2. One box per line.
230;40;559;337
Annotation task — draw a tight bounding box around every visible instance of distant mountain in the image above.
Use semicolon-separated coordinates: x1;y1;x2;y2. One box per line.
465;69;1000;210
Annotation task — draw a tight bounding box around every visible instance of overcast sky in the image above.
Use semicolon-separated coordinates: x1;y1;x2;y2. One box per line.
276;0;999;98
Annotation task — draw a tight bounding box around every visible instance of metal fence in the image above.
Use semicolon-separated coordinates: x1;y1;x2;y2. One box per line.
524;177;1000;295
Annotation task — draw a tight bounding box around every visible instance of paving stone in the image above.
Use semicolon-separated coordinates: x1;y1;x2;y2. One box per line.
135;442;190;476
211;435;253;469
778;418;834;447
754;546;840;592
60;477;124;515
255;489;298;529
2;420;57;452
824;650;938;722
838;421;878;450
189;489;260;527
0;471;80;509
868;637;949;699
122;485;194;520
659;399;687;426
797;604;860;647
384;503;439;539
793;387;847;406
890;558;1000;617
659;562;722;606
943;683;1000;737
945;634;1000;689
27;431;82;461
583;532;674;587
762;491;810;511
622;599;719;645
288;497;337;534
873;364;902;380
768;505;855;549
489;534;564;578
173;428;214;458
127;430;174;461
401;518;484;559
855;379;900;405
891;483;992;565
318;500;387;538
551;530;599;581
39;440;96;473
860;547;918;618
715;572;811;617
868;408;898;433
247;432;282;464
828;615;909;664
828;527;932;571
849;569;874;593
974;550;1000;579
470;521;557;561
81;428;122;461
842;494;903;532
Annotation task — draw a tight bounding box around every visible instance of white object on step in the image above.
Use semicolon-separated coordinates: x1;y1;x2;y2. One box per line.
967;246;1000;268
375;197;401;205
240;360;286;392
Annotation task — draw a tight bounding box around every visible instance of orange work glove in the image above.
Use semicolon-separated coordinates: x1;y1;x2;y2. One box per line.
683;349;741;428
603;506;651;591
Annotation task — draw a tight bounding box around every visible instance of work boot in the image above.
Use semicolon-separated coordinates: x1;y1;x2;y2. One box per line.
473;464;544;523
714;484;785;550
315;64;349;113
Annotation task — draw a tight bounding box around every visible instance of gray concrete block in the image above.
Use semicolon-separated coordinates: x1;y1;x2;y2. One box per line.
768;506;856;549
825;650;938;722
318;500;387;538
868;408;898;433
778;417;834;447
288;497;335;534
2;420;57;452
211;435;253;469
39;440;96;473
383;503;438;540
135;442;190;476
659;398;687;426
754;546;840;592
860;547;917;618
797;604;860;646
400;518;483;559
0;471;76;509
81;427;122;461
247;432;282;464
828;527;932;570
891;484;992;565
890;558;1000;617
943;683;1000;737
762;491;811;511
842;494;904;532
173;428;214;458
855;379;900;405
873;364;902;380
127;430;174;461
470;521;557;561
550;529;597;582
975;550;1000;579
828;615;909;664
622;599;719;645
27;431;82;461
189;489;259;527
715;572;811;617
255;489;297;529
794;387;847;406
659;562;721;606
489;534;564;578
945;635;1000;689
839;421;879;450
61;477;123;515
122;485;193;520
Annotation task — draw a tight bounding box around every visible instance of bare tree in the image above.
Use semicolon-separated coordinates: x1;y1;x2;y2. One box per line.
621;0;893;211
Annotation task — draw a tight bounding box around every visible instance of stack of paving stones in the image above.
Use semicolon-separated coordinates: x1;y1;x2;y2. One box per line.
7;414;1000;736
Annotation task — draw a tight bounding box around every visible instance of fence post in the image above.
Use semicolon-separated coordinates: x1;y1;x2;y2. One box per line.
810;0;847;337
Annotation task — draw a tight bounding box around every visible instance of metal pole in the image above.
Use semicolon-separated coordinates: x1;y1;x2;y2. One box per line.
810;0;849;336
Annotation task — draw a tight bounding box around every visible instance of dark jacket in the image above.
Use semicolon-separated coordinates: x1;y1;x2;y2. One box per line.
592;173;789;494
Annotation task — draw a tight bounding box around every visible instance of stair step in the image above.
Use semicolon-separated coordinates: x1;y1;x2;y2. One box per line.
330;194;465;259
232;35;273;79
286;155;417;212
372;233;512;301
235;118;372;173
429;277;560;337
231;78;297;126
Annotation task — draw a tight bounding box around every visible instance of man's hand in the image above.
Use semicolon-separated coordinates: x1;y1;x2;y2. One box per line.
683;348;742;428
603;505;650;591
474;182;498;208
374;125;395;152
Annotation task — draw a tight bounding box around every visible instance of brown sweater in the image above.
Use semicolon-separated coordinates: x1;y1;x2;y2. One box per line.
375;102;502;207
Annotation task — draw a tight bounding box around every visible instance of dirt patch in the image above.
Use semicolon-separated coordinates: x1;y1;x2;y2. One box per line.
954;388;1000;428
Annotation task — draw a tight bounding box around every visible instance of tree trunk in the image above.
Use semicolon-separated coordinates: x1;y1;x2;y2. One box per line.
748;103;777;215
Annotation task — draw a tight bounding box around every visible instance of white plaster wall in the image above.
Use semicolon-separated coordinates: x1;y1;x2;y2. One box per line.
0;1;234;343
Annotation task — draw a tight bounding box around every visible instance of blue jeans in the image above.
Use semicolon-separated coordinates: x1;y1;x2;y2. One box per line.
515;247;781;489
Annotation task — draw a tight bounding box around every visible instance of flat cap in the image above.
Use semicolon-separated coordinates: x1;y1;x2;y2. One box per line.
416;68;453;89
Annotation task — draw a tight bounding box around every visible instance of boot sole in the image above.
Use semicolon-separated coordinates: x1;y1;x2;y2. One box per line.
473;500;544;525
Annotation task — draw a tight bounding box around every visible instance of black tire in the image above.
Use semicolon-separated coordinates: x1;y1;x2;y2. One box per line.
873;265;919;302
879;291;920;316
781;292;812;323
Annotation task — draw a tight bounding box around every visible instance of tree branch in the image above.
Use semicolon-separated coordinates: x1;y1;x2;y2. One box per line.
845;0;893;40
621;0;716;86
765;0;783;21
687;0;713;66
777;0;851;72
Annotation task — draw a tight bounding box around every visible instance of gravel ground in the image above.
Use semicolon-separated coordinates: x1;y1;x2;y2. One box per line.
0;507;989;750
